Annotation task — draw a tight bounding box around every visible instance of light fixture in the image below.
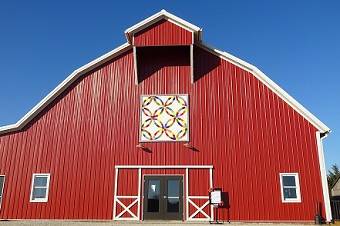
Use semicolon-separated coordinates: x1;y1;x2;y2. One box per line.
183;143;199;152
136;143;145;149
136;143;152;153
183;143;194;149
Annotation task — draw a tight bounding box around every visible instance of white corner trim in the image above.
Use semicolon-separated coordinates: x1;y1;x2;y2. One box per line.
279;173;301;203
0;43;131;135
199;43;330;133
29;173;51;203
124;9;201;42
316;131;332;222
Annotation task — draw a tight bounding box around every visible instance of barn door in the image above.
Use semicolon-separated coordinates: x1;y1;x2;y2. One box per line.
143;176;183;220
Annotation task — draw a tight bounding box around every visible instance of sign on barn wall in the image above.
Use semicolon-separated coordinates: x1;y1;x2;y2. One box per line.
140;95;189;142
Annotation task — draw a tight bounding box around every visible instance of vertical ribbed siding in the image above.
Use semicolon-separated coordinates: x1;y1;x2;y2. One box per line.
0;45;324;222
133;19;193;46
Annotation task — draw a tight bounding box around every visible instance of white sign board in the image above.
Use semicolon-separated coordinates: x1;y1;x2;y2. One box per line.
210;190;222;204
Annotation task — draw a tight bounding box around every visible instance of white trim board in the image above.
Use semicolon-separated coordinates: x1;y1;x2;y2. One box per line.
316;131;332;222
115;165;213;169
0;10;330;135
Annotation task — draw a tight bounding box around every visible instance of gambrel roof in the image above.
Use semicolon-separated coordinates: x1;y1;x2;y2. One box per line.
0;10;330;135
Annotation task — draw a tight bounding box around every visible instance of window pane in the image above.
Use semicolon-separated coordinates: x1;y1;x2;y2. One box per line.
282;176;296;186
167;179;180;213
32;188;47;199
283;187;297;199
34;176;47;187
147;180;160;212
167;198;179;212
167;180;179;198
0;176;4;196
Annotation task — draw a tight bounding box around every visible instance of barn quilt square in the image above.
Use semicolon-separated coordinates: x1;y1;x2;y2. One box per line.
140;95;189;142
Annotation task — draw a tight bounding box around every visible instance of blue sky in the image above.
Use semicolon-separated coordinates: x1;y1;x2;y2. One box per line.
0;1;339;170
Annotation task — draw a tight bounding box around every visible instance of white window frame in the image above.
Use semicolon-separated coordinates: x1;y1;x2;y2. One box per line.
30;173;50;203
0;175;5;209
279;173;301;203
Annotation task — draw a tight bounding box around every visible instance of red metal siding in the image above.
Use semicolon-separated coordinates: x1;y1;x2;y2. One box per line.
133;19;193;46
0;46;324;221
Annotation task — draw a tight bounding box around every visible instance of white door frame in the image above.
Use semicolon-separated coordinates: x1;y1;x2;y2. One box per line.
113;165;214;221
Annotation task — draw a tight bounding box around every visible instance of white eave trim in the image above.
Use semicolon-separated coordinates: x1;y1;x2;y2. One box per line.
0;42;131;135
199;43;330;133
124;9;201;43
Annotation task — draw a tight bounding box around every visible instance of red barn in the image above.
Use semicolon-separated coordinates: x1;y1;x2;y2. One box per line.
0;10;332;223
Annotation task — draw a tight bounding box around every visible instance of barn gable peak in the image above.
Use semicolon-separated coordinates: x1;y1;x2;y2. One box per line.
128;10;203;84
124;9;202;45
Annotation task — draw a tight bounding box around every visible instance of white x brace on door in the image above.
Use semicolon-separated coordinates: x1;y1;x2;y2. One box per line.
113;165;214;221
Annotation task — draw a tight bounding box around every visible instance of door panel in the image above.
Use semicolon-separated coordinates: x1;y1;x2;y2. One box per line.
143;176;183;220
147;179;160;212
165;178;182;217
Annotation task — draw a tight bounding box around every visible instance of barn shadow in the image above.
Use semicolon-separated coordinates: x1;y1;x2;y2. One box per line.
136;45;220;83
221;191;231;223
193;45;221;82
136;45;190;83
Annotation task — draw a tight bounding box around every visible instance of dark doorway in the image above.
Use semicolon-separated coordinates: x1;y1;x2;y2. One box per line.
143;176;183;220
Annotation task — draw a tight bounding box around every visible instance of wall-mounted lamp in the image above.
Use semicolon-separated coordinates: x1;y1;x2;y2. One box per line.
136;143;146;149
183;143;194;149
184;143;199;152
136;143;152;153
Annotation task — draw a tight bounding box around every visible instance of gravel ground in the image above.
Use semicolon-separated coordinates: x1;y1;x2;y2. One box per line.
0;220;316;226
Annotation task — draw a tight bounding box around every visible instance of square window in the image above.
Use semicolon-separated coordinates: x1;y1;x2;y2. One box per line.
140;95;189;142
30;174;50;202
280;173;301;203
